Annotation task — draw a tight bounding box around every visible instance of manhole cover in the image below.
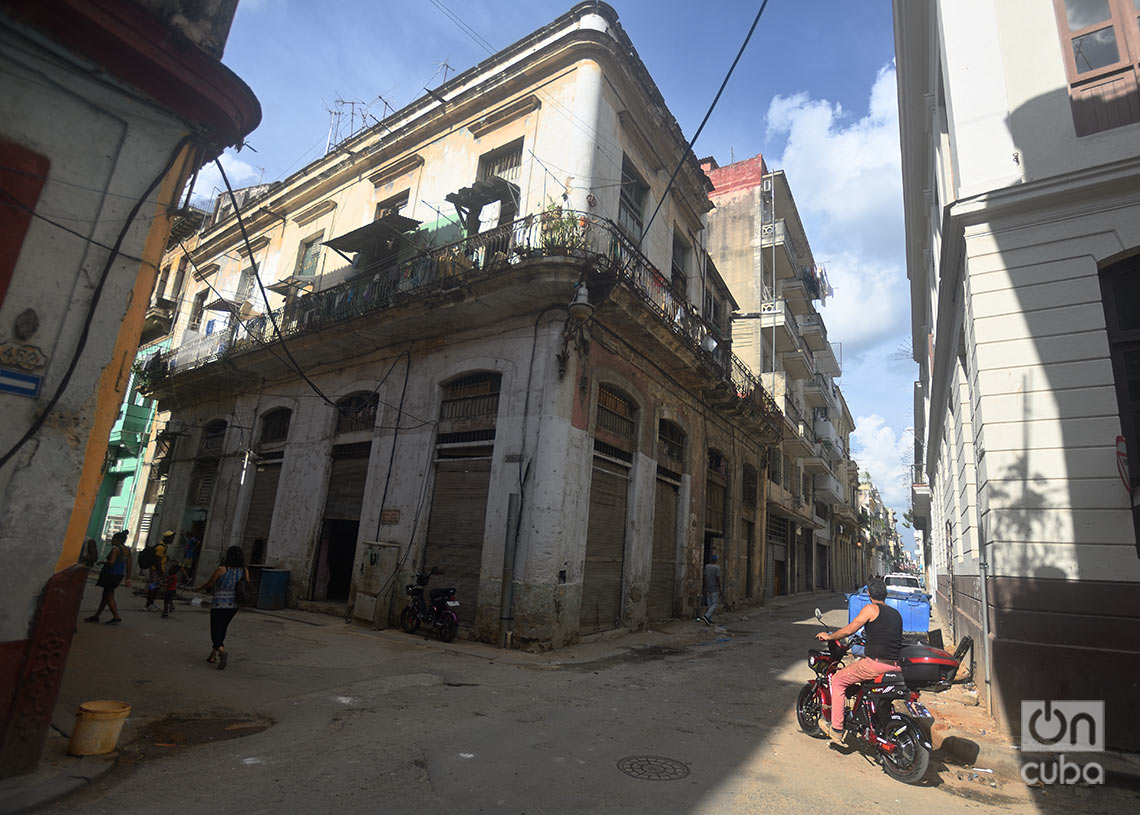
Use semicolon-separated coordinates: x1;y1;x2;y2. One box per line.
617;755;690;780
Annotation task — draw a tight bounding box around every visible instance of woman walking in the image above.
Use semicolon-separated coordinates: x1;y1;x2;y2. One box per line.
85;531;131;624
196;545;248;670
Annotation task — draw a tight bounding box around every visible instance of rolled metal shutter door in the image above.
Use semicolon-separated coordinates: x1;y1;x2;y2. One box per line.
242;463;281;553
422;458;491;628
580;460;628;634
647;478;678;620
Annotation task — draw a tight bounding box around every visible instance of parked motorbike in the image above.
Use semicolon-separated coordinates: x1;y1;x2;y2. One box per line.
794;608;963;785
399;566;459;642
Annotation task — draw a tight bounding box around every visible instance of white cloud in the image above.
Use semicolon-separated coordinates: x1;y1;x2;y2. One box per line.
765;63;907;356
851;413;912;511
186;150;262;207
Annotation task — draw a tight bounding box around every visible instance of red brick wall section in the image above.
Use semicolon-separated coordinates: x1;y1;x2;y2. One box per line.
0;565;89;778
704;154;769;198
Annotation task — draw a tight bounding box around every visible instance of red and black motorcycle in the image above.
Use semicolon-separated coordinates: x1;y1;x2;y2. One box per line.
795;608;964;785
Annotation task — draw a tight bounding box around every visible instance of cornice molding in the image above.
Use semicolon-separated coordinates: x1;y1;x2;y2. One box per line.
291;199;336;226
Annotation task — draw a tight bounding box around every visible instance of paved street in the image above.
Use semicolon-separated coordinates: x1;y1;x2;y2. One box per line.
42;586;1121;815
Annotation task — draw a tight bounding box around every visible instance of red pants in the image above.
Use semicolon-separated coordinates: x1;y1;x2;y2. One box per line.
829;657;899;729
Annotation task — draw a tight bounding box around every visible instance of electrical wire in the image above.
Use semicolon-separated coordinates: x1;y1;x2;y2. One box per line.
0;190;148;264
1;136;194;470
213;157;341;411
637;1;769;248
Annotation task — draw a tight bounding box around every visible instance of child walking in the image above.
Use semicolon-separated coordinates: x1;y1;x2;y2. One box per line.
161;562;182;618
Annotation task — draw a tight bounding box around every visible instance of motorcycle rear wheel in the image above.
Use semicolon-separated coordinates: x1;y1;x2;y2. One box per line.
795;682;823;736
438;612;458;643
878;714;930;784
399;606;420;634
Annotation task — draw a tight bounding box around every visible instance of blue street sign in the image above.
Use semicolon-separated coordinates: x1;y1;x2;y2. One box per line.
0;367;42;398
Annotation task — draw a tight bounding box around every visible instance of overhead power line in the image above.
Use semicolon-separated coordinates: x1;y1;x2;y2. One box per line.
637;1;770;248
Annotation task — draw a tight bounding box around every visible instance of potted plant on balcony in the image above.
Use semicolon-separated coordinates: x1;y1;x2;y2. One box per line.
539;202;586;253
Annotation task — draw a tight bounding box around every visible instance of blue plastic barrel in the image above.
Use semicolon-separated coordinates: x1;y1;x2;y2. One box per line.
257;569;289;610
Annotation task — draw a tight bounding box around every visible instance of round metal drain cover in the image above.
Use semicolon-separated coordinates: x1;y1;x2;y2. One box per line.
617;755;690;781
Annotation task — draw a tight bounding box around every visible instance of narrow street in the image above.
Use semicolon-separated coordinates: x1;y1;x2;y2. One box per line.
40;586;1116;815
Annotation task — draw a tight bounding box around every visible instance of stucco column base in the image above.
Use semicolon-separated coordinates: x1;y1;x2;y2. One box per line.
0;565;88;778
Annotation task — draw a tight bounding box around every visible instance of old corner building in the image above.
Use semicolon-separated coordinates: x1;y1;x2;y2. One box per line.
895;0;1140;749
142;2;789;649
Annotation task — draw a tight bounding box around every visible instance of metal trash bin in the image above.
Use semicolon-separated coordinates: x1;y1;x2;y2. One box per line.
257;568;289;610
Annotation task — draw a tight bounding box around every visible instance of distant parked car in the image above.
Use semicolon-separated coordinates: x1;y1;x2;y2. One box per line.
884;572;925;597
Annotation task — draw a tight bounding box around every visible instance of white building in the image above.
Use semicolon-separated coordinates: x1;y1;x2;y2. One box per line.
895;0;1140;749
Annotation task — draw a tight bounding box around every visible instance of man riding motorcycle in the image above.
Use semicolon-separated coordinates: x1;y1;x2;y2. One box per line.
814;576;903;744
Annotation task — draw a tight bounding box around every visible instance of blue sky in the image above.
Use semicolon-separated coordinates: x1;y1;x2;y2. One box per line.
207;0;916;549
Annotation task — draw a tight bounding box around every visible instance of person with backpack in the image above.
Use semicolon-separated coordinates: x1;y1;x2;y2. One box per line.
85;531;131;624
196;546;250;670
141;531;172;611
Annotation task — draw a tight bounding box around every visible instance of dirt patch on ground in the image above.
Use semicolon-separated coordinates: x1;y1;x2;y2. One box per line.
135;714;274;753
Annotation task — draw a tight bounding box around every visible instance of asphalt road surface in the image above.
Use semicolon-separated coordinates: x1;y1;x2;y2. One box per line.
46;586;1124;815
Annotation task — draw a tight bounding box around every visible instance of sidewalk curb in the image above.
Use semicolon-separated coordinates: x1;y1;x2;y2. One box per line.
0;752;116;815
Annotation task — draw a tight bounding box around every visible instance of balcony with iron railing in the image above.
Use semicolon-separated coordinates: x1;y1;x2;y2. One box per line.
147;211;782;438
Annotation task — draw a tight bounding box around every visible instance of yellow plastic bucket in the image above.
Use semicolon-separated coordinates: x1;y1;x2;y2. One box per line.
67;700;131;756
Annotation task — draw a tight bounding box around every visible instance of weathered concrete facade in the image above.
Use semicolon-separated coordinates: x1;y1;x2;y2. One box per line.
0;0;258;777
702;155;862;598
144;2;782;648
896;0;1140;748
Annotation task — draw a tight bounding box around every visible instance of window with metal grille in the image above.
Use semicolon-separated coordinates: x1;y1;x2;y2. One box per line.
618;155;648;241
597;385;635;441
594;438;633;464
437;429;496;445
156;264;170;300
742;464;758;507
297;235;322;277
657;419;685;462
259;408;292;446
440;373;501;421
478;138;524;184
336;392;379;434
103;515;124;538
200;420;227;454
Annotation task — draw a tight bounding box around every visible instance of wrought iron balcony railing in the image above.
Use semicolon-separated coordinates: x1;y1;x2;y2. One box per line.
150;211;780;432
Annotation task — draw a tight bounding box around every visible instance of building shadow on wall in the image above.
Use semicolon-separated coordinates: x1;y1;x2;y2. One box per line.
969;86;1140;810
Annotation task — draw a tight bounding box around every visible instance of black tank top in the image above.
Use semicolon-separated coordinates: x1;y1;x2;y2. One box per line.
864;603;902;663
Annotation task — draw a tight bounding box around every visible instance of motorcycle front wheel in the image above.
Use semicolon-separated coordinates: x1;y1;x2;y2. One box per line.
399;606;420;634
438;612;458;643
795;682;823;736
878;714;931;784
